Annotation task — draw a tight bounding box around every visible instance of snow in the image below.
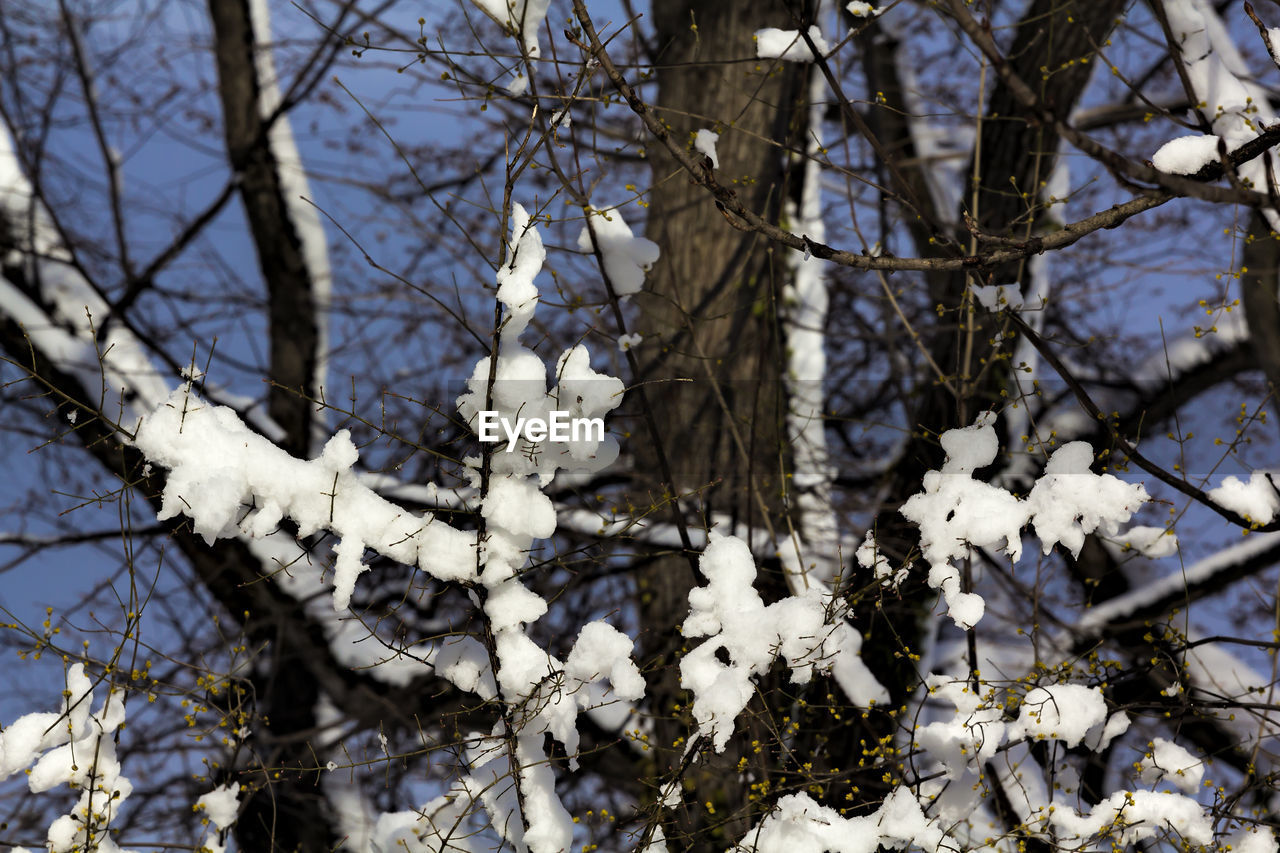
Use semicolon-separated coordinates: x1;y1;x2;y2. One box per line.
916;676;1007;778
888;20;974;227
7;7;1271;852
0;665;137;853
447;206;638;848
1024;441;1149;558
565;621;645;701
372;792;476;853
1158;0;1280;228
1226;825;1280;853
1180;632;1280;770
899;413;1017;627
856;530;907;589
1208;470;1279;523
693;128;720;169
0;665;94;780
740;787;948;853
497;203;545;343
755;27;830;62
1050;789;1213;848
196;783;241;830
135;391;479;611
1152;133;1221;174
315;697;374;850
902;416;1147;627
1109;524;1179;558
1008;684;1109;748
782;45;841;585
1120;307;1248;395
1138;737;1203;794
470;0;552;92
577;206;660;298
1269;28;1280;67
680;534;887;751
971;283;1025;311
1090;709;1132;751
1076;531;1280;637
483;476;557;541
0;126;169;429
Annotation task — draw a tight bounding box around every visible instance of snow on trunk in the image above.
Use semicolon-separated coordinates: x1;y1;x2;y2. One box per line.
782;0;839;586
248;0;332;447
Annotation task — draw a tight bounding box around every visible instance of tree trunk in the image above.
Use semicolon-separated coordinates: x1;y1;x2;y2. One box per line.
635;0;811;844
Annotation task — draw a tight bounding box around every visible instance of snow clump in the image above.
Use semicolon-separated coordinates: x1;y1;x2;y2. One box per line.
755;26;829;61
1152;133;1222;175
693;128;720;168
577;207;660;298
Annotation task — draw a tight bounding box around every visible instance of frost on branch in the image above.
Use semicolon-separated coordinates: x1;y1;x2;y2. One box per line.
900;413;1147;628
680;534;888;752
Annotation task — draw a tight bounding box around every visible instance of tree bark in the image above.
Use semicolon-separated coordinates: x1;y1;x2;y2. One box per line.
208;0;321;460
635;0;811;843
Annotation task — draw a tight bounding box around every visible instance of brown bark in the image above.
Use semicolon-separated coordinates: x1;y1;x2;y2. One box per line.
1242;209;1280;407
972;0;1129;241
208;0;320;460
202;3;333;844
633;0;811;843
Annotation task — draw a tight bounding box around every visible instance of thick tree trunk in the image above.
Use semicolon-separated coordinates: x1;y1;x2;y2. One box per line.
635;0;810;844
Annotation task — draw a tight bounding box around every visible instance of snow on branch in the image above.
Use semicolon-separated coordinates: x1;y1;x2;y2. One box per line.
470;0;552;92
1;666;133;853
1075;531;1280;638
134;396;478;611
782;7;840;584
1154;0;1280;220
755;26;830;62
0;123;169;428
680;535;888;752
901;413;1148;628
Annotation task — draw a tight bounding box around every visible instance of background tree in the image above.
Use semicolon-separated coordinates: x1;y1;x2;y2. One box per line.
2;1;1280;851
